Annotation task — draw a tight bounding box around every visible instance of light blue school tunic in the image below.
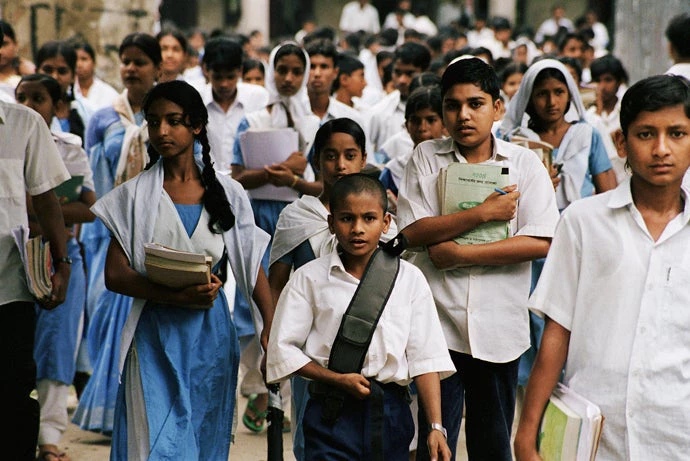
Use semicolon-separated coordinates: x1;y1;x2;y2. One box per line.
110;199;239;460
73;107;141;433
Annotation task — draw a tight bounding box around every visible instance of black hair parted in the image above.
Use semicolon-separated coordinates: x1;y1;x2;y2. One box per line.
665;13;690;59
274;42;307;69
312;117;366;170
72;41;96;61
499;62;528;84
242;58;265;76
142;80;235;233
202;37;244;72
393;42;431;71
17;73;62;105
441;57;500;101
620;74;690;137
405;85;443;120
408;71;441;95
590;54;628;83
157;28;188;53
36;40;77;74
329;173;388;214
305;38;338;65
120;33;162;67
526;66;571;130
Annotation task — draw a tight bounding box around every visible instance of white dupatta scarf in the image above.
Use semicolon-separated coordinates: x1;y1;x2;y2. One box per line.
112;90;149;187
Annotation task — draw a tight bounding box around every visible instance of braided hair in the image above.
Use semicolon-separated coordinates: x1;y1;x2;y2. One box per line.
143;80;235;233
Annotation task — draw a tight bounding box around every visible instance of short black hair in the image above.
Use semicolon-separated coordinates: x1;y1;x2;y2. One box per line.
242;58;265;77
666;13;690;59
620;74;690;137
305;38;338;66
202;37;243;72
329;173;388;214
499;62;528;84
441;57;500;101
333;53;364;91
558;32;585;52
558;56;582;82
393;42;431;71
303;26;337;46
491;16;512;31
590;54;628;83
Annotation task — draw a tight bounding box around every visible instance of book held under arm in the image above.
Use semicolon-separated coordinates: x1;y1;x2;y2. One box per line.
510;135;554;170
12;225;53;300
144;243;212;289
54;175;84;204
538;383;604;461
438;163;511;245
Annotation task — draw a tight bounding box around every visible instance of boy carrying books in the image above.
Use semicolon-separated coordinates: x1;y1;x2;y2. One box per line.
395;57;560;460
515;74;690;460
267;173;455;461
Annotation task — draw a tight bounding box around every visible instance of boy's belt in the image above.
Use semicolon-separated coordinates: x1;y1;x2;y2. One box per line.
308;379;411;461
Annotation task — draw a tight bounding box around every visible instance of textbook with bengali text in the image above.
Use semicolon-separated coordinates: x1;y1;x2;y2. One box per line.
12;225;53;300
538;383;604;461
144;242;212;289
438;163;511;245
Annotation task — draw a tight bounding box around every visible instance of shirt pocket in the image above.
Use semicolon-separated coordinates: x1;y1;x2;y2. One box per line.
0;159;25;199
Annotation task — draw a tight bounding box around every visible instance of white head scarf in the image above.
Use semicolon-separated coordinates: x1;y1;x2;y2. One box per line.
498;58;586;139
264;41;313;126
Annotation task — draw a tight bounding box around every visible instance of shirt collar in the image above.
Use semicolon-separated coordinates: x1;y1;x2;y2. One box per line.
434;135;510;162
608;176;690;221
327;250;347;281
204;83;249;110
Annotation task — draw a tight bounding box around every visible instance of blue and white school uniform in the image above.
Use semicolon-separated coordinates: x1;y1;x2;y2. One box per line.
92;159;269;460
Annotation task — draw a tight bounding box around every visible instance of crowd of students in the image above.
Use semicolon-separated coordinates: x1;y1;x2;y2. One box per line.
0;4;689;461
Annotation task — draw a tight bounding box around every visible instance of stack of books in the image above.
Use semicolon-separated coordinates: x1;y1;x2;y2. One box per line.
438;162;511;245
12;226;53;299
538;383;604;461
144;243;211;289
510;135;554;170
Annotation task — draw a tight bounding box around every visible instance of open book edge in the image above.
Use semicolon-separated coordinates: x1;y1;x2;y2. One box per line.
144;242;211;264
12;225;53;299
144;243;212;289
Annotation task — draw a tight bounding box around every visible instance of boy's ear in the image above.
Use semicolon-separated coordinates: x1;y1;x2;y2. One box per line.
327;214;335;234
613;129;628;159
492;97;504;122
382;212;391;234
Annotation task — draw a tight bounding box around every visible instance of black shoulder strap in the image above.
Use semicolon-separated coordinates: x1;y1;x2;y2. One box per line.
327;248;400;374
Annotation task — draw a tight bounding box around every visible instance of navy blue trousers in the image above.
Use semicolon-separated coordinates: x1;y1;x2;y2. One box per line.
417;351;519;461
303;384;414;460
0;302;39;461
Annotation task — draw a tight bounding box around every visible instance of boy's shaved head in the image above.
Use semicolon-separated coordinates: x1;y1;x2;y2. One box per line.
329;173;388;214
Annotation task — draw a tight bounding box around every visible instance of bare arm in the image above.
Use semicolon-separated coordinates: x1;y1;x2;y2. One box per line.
32;190;70;309
252;266;275;351
514;318;570;461
60;189;97;225
232;151;309;190
415;372;452;461
401;186;519;248
427;236;551;270
104;239;222;308
593;169;617;194
268;261;292;311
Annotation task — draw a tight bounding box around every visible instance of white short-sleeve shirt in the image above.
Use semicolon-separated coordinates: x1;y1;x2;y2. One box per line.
267;251;456;386
0;102;70;305
531;179;690;460
397;136;560;362
204;81;269;174
339;1;381;34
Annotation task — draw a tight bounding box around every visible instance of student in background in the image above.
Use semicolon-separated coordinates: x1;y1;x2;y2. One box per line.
267;173;454;461
73;41;119;111
0;20;30;101
515;74;690;461
157;28;188;83
242;58;266;86
200;37;269;174
91;80;273;460
396;57;560;460
16;73;96;461
333;53;367;111
499;62;528;105
665;13;690;80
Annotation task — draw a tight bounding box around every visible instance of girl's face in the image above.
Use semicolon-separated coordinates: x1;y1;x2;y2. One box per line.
0;36;17;67
243;68;265;86
145;98;199;160
120;46;159;94
530;77;570;125
76;49;95;81
274;54;305;97
15;80;55;125
38;56;74;92
502;72;524;100
159;34;186;75
319;132;366;187
406;107;444;146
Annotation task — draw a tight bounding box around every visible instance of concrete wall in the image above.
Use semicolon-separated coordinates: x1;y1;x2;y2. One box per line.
1;0;160;90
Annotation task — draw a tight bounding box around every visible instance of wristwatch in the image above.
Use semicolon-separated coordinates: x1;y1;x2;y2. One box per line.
55;256;73;265
429;422;447;439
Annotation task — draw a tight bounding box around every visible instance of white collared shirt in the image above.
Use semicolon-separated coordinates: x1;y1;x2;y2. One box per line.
322;97;372;154
531;179;690;460
397;136;559;362
204;81;269;173
267;251;455;385
368;90;405;152
339;1;381;34
0;102;70;305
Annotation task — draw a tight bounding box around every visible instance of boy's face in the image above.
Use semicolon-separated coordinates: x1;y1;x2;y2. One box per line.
616;104;690;187
207;68;240;103
595;72;620;104
328;192;391;261
443;83;501;151
308;54;338;95
392;59;423;99
342;68;366;98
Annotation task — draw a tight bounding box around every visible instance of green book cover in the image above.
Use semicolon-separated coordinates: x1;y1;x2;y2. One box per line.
440;163;510;245
54;175;83;204
538;395;582;461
